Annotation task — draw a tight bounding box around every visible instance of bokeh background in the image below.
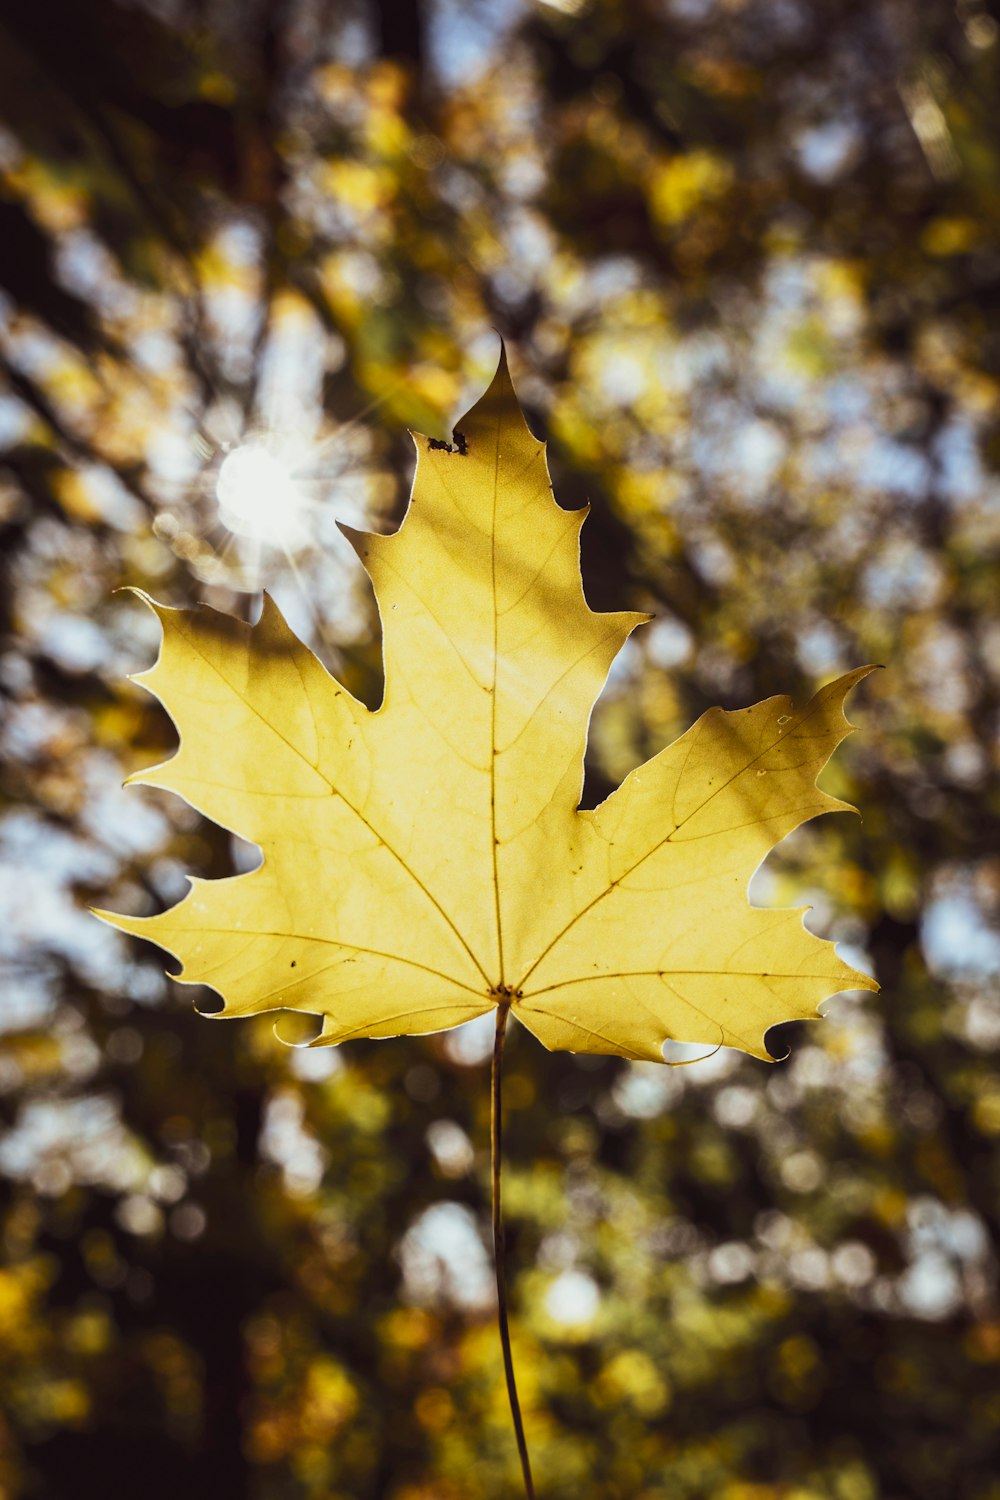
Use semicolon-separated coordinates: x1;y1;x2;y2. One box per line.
2;1;999;1496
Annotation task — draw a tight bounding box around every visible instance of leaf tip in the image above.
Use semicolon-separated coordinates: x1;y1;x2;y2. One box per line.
486;338;516;396
337;519;375;559
89;904;143;939
116;586;174;618
662;1037;724;1068
272;1012;326;1048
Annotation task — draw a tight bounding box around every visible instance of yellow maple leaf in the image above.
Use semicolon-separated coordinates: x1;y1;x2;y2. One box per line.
97;354;876;1063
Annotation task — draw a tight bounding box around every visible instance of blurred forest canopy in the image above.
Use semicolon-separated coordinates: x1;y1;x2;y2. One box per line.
1;1;999;1497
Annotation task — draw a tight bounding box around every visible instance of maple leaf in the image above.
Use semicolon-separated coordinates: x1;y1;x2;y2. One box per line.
97;353;876;1063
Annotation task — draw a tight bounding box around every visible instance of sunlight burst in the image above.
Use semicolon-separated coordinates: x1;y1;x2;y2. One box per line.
216;443;308;548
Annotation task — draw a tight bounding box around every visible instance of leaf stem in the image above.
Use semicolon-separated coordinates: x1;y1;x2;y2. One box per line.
492;998;536;1499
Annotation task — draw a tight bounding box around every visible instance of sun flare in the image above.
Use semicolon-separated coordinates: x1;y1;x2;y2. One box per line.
216;443;309;548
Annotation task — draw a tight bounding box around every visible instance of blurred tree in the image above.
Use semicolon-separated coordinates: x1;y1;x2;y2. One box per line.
1;2;999;1498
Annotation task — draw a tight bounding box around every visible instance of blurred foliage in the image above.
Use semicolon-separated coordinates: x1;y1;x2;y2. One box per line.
1;1;999;1497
